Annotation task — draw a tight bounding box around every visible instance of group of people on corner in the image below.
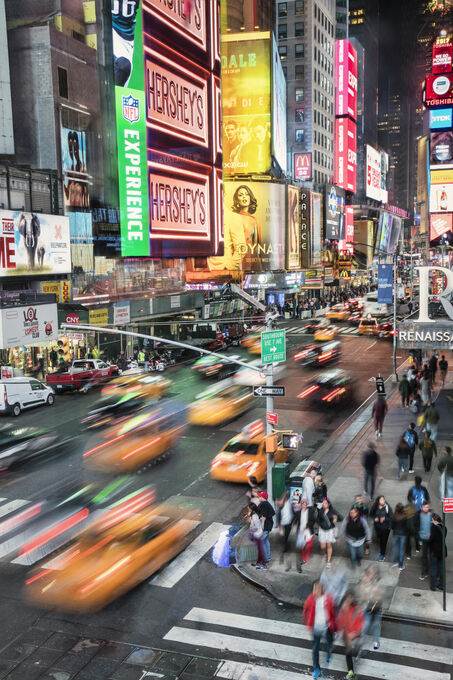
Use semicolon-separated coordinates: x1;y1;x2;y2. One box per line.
303;563;384;679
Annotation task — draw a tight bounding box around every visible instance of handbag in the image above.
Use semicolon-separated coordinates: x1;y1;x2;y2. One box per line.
417;414;425;427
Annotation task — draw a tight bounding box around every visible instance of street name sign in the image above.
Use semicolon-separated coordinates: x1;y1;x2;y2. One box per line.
442;498;453;513
266;412;278;425
253;385;286;397
261;329;286;364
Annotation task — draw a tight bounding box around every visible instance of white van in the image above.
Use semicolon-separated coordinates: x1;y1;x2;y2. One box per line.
0;378;55;417
362;293;390;318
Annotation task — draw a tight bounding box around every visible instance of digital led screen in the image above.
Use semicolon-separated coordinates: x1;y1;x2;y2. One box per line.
335;117;357;193
335;39;358;121
425;73;453;108
272;36;287;174
325;184;345;240
430;131;453;168
430;108;453;130
366;145;388;203
432;39;453;74
294;153;312;181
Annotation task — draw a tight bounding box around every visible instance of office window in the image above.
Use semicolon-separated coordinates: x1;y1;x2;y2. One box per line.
295;21;304;36
278;45;287;60
295;43;304;58
295;87;304;101
282;66;287;77
295;0;304;14
278;24;287;39
295;108;304;122
278;2;287;17
295;64;304;79
58;66;68;99
295;129;304;143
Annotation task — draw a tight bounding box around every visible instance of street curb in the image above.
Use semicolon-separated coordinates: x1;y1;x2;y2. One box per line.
231;564;453;630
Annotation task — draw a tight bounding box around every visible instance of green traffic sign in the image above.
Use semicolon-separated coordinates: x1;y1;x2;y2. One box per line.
261;329;286;364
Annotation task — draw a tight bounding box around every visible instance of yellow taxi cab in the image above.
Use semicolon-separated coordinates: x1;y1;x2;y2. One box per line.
248;338;261;354
358;316;380;336
101;373;171;400
314;325;338;342
24;494;200;613
189;379;253;426
210;420;288;484
240;333;261;350
326;304;349;321
83;400;187;473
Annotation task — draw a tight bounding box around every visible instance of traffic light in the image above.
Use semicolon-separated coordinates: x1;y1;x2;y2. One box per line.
57;337;71;362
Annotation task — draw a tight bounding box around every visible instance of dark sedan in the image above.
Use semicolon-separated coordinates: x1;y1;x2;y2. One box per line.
191;354;241;379
81;391;147;430
297;369;355;407
294;341;341;367
0;425;71;472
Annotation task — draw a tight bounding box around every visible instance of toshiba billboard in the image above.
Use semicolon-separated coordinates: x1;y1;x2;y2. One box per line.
335;40;357;121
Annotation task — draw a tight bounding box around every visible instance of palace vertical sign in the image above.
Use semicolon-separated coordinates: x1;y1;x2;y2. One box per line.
300;189;311;268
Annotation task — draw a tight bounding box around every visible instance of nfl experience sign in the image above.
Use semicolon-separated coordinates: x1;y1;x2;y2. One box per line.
112;1;149;257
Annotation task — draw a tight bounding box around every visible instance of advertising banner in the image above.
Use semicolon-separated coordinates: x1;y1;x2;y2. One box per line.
335;39;358;121
60;126;89;211
0;210;70;277
429;108;453;130
430;213;453;240
366;146;389;203
39;280;71;303
339;206;354;253
310;192;322;265
112;0;149;257
429;182;453;213
222;33;272;175
272;36;287;174
425;73;453;107
287;186;300;269
430;131;453;168
294;152;312;181
113;301;131;325
0;303;58;349
89;308;109;326
335;117;357;192
432;39;453;74
378;264;393;303
325;184;345;240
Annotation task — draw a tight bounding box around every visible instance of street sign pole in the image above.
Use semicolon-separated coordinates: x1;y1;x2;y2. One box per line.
442;475;447;612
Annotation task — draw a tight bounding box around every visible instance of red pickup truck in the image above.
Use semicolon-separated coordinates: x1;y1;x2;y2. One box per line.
46;360;120;393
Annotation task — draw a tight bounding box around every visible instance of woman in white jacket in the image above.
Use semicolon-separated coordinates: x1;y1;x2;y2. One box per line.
247;502;268;569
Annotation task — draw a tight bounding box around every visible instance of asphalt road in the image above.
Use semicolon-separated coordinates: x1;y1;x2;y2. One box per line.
1;324;445;680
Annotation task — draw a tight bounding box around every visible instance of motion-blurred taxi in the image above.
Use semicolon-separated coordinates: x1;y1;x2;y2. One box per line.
83;400;187;473
378;321;397;340
302;319;328;334
240;333;261;349
102;373;171;399
294;341;341;367
189;379;253;426
81;391;146;430
210;420;288;484
191;354;240;379
326;304;349;321
314;325;338;342
358;316;380;336
247;338;262;354
234;360;286;386
298;369;355;407
24;493;200;613
347;311;362;326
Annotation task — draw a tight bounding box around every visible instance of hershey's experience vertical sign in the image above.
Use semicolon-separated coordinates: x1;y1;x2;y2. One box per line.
300;189;311;268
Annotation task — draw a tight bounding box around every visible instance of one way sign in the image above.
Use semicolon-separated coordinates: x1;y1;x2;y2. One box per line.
253;386;286;397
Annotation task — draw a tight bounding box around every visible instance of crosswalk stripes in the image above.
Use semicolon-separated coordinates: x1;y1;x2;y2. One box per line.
163;607;452;680
284;326;359;336
215;660;311;679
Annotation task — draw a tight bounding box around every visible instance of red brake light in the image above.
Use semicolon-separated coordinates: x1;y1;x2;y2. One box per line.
298;385;320;399
318;351;333;362
321;387;346;402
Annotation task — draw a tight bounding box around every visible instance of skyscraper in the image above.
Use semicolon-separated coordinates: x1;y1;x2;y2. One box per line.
277;0;336;184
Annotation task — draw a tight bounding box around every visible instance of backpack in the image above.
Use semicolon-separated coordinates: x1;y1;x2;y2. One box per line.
404;429;416;449
411;486;426;511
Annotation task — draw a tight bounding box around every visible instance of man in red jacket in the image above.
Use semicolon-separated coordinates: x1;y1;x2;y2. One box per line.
303;581;335;679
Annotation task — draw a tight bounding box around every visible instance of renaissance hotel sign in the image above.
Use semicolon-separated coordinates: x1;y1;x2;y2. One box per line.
113;0;222;257
398;266;453;348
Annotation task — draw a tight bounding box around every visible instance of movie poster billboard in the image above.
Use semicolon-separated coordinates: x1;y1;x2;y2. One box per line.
0;210;70;276
60;127;90;211
112;0;149;256
287;186;300;269
222;33;272;176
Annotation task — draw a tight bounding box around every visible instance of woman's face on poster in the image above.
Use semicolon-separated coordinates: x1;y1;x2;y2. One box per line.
237;187;251;208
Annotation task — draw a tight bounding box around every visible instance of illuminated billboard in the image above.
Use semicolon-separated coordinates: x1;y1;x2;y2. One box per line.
430;108;453;130
294;153;312;181
287;186;300;269
366;145;388;203
430;213;453;240
425;73;453;107
0;211;71;276
339;206;354;253
430;131;453;168
61;127;90;211
113;0;222;258
429;181;453;213
432;39;453;74
222;33;272;176
335;117;357;192
335;39;357;121
325;184;345;240
310;192;322;265
272;36;287;174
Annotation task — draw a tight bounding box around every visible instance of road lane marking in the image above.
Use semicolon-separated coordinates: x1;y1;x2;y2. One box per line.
0;499;28;518
163;627;450;680
215;659;311;679
365;341;378;351
184;607;453;665
150;522;227;588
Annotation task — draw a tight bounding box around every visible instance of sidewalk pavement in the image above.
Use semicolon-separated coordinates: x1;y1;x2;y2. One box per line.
234;365;453;626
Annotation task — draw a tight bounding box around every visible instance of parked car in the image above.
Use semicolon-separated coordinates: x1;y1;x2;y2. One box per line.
0;378;55;417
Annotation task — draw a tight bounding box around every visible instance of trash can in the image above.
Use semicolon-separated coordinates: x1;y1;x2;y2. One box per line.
272;462;290;500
